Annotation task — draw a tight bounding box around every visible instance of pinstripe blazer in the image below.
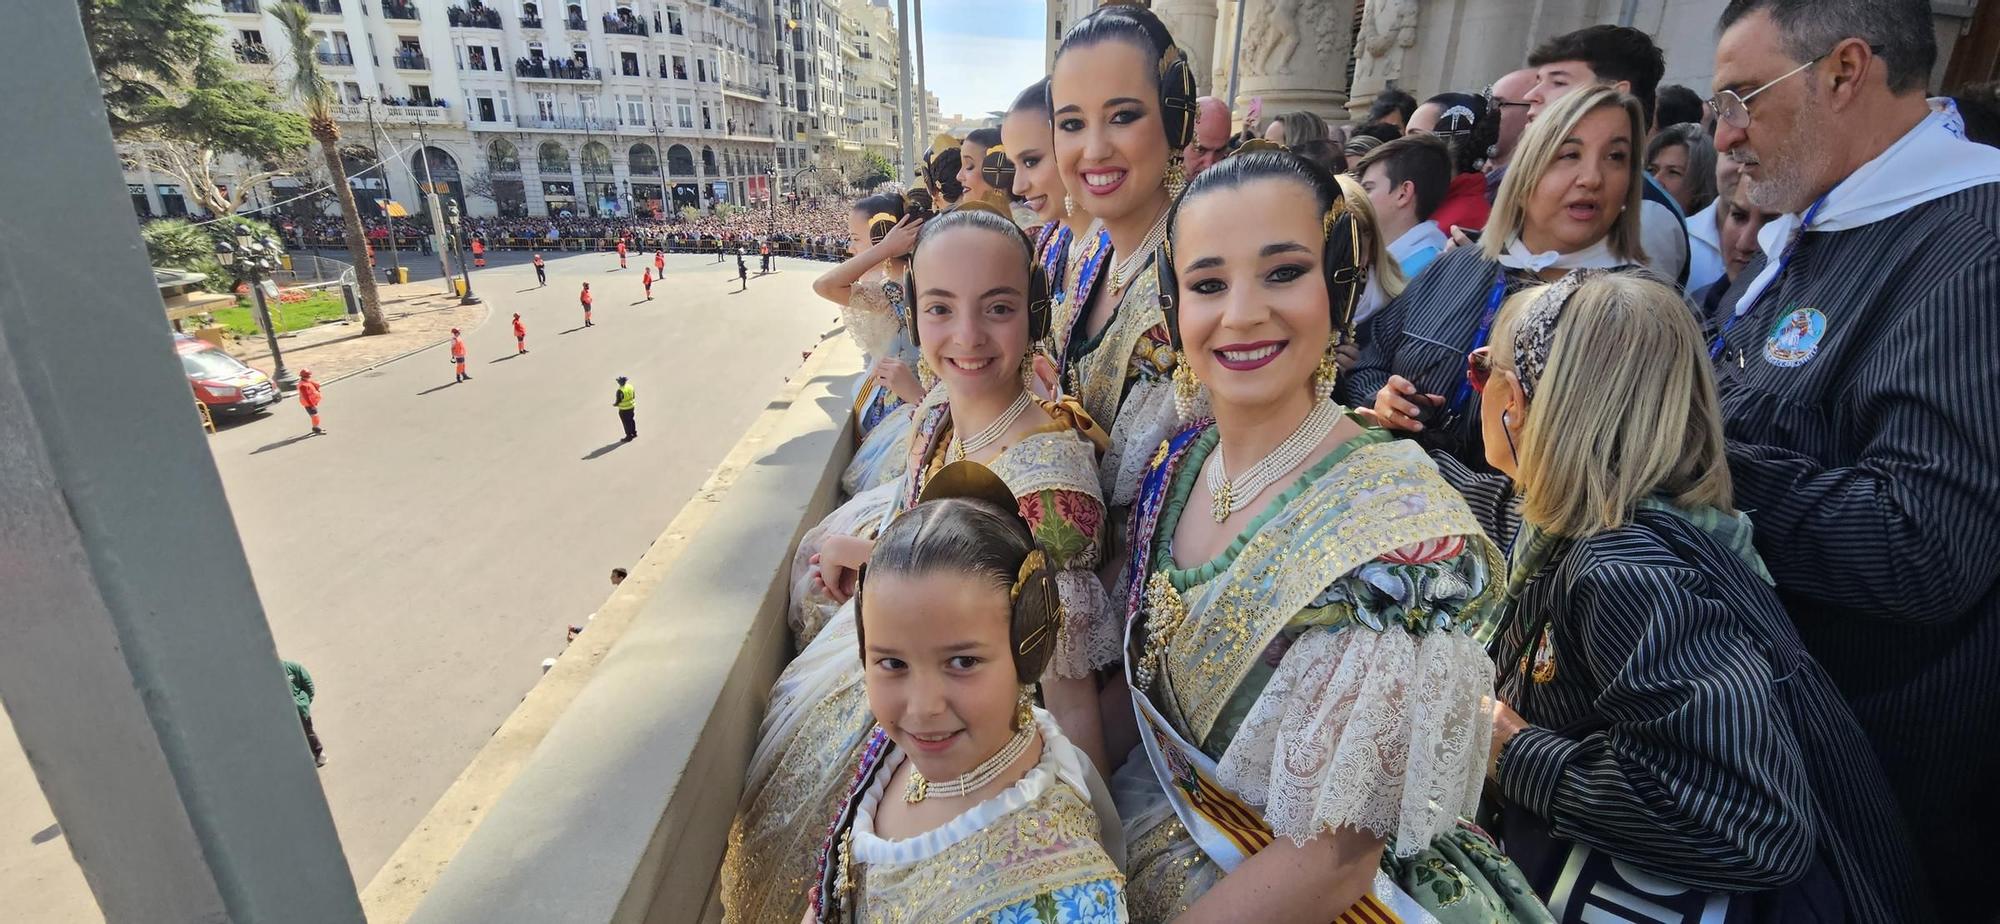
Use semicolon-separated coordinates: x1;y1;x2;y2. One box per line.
1438;458;1929;923
1709;182;2000;920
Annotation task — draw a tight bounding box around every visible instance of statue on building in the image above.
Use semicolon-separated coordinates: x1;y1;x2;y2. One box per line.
1353;0;1421;91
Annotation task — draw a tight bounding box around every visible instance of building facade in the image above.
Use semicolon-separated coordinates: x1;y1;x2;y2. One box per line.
127;0;904;221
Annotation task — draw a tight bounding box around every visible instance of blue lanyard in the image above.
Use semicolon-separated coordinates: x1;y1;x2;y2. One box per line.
1450;272;1510;412
1710;195;1828;360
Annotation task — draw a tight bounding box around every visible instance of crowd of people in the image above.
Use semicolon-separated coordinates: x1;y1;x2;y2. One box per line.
275;202;858;261
715;2;2000;923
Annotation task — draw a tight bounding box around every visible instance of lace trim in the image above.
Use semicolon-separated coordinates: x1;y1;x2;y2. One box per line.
1048;570;1119;679
1103;379;1180;508
1213;625;1494;855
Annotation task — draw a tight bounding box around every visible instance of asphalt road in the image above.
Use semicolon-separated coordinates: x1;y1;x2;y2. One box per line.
1;249;843;920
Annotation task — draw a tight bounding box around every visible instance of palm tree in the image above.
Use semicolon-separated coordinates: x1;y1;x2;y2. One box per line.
271;1;388;334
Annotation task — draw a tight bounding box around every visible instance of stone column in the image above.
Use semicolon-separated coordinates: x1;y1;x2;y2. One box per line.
1152;0;1221;97
1347;0;1424;121
1218;0;1359;124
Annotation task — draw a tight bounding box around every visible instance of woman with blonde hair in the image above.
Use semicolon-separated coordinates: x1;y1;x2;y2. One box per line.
1349;84;1645;470
1445;271;1929;923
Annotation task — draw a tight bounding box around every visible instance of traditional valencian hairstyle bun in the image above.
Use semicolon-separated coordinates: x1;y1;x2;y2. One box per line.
852;191;906;245
855;461;1060;683
1052;2;1197;151
905;204;1051;346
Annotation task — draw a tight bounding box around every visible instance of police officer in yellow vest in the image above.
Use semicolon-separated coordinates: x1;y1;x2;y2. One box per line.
614;376;637;442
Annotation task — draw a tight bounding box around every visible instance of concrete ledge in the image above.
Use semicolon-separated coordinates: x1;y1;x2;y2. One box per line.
404;337;860;924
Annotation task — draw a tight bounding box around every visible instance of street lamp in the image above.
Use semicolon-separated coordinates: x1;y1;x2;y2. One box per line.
413;127;454;295
442;200;482;304
218;231;299;390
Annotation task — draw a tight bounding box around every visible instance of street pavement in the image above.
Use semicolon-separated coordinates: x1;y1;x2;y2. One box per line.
1;248;845;921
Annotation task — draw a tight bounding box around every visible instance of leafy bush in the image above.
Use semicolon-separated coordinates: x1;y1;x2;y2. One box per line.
141;216;282;292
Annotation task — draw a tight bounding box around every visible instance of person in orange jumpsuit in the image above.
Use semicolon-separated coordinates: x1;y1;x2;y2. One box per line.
533;252;547;286
642;266;654;301
450;327;471;382
297;369;325;435
470;237;486;268
512;313;528;354
616;239;628;269
654;250;665;275
580;282;594;327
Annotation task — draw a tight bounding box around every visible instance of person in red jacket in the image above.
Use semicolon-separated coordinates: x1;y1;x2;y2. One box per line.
297;368;324;435
470;237;487;268
642;266;654;301
616;239;628;269
450;328;470;382
512;312;528;354
580;282;594;327
653;249;665;275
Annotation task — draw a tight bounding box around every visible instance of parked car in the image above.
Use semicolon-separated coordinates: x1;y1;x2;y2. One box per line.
175;334;278;416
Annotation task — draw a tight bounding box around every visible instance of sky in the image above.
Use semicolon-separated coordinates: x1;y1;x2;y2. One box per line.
906;0;1046;120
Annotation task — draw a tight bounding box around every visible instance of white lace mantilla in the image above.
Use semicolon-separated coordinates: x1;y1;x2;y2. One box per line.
1101;378;1179;508
1212;625;1494;855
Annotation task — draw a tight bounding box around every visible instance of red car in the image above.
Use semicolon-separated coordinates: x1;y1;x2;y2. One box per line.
175;334;279;416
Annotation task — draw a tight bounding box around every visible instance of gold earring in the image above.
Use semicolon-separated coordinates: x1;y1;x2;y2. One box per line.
1015;684;1036;731
1172;352;1199;420
1312;339;1340;401
1063;194;1075;217
1164;157;1186;196
917;356;937;390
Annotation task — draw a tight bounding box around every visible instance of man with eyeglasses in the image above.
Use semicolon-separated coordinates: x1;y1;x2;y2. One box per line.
1707;2;2000;918
1482;68;1537;203
1182;96;1231;178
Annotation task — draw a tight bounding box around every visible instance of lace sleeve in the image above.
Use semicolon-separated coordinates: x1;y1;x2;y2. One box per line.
1021;489;1118;679
1214;547;1498;854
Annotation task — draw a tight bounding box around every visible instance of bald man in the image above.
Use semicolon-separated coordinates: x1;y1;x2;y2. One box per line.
1184;96;1232;177
1484;67;1538;201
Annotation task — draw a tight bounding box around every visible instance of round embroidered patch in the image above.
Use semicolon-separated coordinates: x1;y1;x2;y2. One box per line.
1764;307;1827;368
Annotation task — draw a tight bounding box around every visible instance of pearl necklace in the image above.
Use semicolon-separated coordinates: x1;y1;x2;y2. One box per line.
1205;400;1342;522
905;723;1036;803
952;390;1033;461
1107;208;1171;292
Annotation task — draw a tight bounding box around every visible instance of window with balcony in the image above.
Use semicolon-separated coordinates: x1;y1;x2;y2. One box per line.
521;2;543;27
381;0;419;20
696;59;706;82
394;38;427;70
477;96;497;122
411;85;433;104
232;30;269;64
448;2;501;28
222;0;258;13
606;6;647;36
677;102;693;128
304;0;341;13
536;92;558;121
465;45;487;70
701;103;712;130
565;3;585;30
671;55;687;80
666;10;683;34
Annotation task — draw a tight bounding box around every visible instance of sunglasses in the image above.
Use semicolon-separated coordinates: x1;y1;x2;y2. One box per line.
1466;347;1494;394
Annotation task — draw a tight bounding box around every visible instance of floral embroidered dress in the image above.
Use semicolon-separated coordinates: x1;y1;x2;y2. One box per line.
1054;223;1180;509
808;710;1128;924
724;387;1115;924
1113;422;1551;924
841;266;920;496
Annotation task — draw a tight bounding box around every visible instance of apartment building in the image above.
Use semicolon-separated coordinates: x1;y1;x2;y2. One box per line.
126;0;902;220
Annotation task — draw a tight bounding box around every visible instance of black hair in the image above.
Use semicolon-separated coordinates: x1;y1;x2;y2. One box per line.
1720;0;1935;95
1419;92;1499;174
913;204;1033;266
1353;133;1452;220
852;192;906;245
1010;77;1051;116
1051;2;1195;151
1368;88;1419;124
1656;84;1705;128
1955;82;2000;149
965;127;1002;149
858;497;1058;683
1530;25;1666;131
1056;2;1170;65
1353;121;1404;145
929;148;966;203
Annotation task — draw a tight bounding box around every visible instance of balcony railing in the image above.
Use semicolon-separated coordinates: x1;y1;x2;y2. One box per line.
303;0;342;14
447;5;502;28
381;0;419;20
233;44;271;64
220;0;258;13
315;49;355;65
335;102;450;124
604;16;648;36
565;14;587;30
515;60;602;81
723;79;768;99
520;115;620;132
392;51;429;70
520;14;542;27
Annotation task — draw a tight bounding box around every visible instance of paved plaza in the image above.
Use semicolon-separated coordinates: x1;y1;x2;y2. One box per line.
1;250;843;921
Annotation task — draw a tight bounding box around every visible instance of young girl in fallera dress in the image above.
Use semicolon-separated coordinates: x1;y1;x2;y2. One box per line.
805;466;1126;924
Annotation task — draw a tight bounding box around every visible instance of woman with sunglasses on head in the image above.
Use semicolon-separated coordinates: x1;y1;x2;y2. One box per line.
814;193;927;496
1443;271;1927;923
1348;85;1646;471
1047;4;1195;512
1116;148;1547;924
725;206;1120;923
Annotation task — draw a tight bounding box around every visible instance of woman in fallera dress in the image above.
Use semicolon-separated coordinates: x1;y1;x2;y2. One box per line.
805;467;1127;924
1113;149;1548;923
724;206;1119;923
812;193;927;498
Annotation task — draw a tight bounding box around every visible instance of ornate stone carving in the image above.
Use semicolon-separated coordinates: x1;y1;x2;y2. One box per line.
1351;0;1421;96
1151;0;1221;97
1223;0;1355;122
